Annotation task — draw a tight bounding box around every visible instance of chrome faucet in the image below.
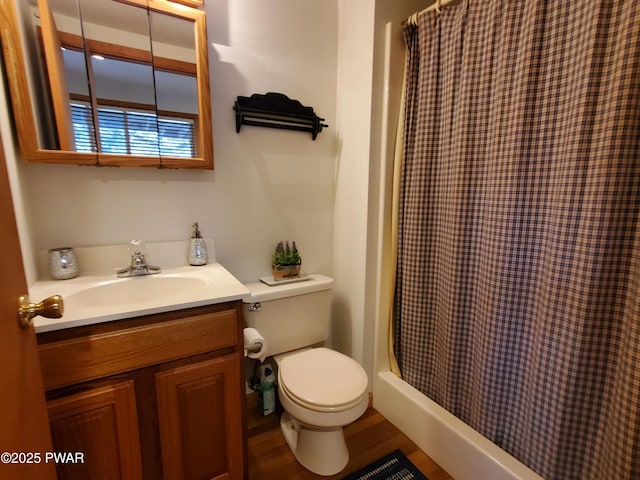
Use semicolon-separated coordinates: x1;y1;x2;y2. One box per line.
117;240;161;277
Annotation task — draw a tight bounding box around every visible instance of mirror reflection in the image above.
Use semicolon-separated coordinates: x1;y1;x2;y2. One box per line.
150;11;199;158
13;0;212;166
37;0;88;150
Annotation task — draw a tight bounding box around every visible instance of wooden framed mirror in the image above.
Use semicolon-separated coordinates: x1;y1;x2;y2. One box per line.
0;0;213;169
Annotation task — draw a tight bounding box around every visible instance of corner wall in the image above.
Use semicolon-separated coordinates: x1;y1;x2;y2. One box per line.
331;0;375;369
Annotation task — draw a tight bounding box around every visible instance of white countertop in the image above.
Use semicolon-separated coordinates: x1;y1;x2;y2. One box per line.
31;263;250;333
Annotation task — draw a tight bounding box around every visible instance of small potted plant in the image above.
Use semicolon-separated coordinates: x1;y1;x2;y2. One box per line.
271;240;302;280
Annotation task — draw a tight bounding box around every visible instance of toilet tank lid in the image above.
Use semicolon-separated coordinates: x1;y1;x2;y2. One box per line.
242;274;333;303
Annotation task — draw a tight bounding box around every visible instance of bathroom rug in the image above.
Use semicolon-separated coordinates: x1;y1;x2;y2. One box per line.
340;449;428;480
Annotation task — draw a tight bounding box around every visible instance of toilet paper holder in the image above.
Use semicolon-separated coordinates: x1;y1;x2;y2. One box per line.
245;342;263;354
243;327;267;362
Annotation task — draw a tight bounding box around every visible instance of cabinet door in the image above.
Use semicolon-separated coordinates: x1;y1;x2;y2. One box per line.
47;381;143;480
156;354;243;480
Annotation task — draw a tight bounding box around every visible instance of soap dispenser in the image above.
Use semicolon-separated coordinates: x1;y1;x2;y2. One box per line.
188;222;208;266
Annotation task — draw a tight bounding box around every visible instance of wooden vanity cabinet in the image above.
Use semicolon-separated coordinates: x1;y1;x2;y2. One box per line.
47;380;143;479
36;302;247;480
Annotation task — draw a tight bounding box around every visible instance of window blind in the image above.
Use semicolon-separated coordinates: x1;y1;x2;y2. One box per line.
71;103;196;157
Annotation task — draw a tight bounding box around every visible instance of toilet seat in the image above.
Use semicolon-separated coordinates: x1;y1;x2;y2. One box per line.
278;348;368;413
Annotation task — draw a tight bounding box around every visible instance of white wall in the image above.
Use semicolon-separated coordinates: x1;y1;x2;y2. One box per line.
331;0;375;368
4;0;338;286
0;58;39;286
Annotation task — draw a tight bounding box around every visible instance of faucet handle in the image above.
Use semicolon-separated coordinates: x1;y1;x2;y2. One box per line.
130;240;146;257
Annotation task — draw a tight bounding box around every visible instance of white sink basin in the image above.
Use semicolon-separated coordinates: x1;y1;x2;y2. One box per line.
66;275;208;308
30;264;250;333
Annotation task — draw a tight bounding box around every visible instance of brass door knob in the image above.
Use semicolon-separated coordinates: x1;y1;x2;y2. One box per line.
18;294;64;329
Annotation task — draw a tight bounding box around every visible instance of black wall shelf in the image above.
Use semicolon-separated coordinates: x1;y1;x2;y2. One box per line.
233;92;328;140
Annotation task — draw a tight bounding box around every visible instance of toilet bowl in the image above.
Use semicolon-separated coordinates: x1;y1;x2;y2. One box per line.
275;347;368;476
242;274;369;475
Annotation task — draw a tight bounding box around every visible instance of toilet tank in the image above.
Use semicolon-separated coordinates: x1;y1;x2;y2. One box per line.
243;274;334;356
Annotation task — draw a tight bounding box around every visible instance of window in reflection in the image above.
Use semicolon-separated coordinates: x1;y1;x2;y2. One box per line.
158;117;196;157
58;21;199;158
70;102;95;152
71;102;196;157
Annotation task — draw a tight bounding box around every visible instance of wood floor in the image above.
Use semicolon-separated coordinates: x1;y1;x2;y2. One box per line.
247;400;454;480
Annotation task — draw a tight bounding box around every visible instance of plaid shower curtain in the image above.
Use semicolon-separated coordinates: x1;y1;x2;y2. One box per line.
393;1;640;479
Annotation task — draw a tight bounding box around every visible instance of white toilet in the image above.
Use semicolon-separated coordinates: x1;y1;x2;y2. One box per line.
243;274;369;476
